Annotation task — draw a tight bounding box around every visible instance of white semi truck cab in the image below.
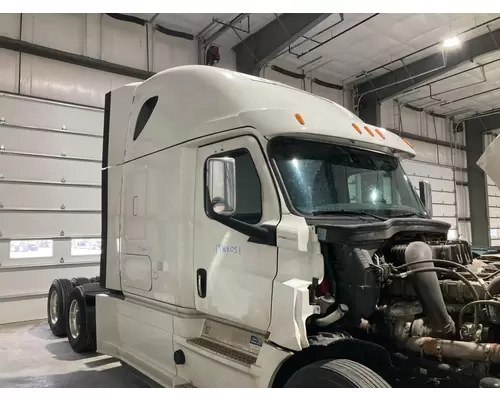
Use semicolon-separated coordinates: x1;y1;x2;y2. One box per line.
47;66;500;388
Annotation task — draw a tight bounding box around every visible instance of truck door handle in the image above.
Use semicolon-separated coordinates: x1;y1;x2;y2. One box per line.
197;269;207;298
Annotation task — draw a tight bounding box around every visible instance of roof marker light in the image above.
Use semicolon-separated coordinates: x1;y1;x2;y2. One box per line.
364;126;374;137
352;123;363;134
375;128;385;139
295;113;305;125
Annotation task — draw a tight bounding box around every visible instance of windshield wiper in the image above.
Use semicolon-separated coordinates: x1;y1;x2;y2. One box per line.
311;210;387;221
390;211;427;219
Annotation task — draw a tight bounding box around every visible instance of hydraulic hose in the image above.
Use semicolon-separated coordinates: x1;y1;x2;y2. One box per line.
394;258;487;290
485;269;500;280
458;300;500;328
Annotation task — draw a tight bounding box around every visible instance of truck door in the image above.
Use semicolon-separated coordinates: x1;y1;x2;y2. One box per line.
193;135;280;332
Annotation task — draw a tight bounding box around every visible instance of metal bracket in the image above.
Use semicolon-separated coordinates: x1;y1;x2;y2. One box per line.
60;230;65;236
488;25;499;50
212;15;250;34
367;76;382;101
60;257;64;263
401;59;416;84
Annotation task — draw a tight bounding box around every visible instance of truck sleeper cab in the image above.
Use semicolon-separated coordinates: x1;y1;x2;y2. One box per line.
50;65;495;388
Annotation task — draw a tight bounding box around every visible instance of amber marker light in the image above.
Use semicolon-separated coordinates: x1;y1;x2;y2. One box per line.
295;113;305;125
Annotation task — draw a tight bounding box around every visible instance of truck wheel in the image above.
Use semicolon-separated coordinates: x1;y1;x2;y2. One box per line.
284;359;391;388
71;277;90;287
47;278;73;337
66;286;96;353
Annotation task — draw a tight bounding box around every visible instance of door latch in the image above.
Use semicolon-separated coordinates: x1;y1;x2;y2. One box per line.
197;269;207;298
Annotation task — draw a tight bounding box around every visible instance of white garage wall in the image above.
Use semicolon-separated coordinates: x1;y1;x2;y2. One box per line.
0;13;198;107
263;65;351;109
0;13;202;324
380;100;471;243
0;94;104;323
485;133;500;247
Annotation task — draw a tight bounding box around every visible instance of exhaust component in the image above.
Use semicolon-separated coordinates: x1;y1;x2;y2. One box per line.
405;242;455;335
405;336;500;364
315;304;349;327
479;377;500;388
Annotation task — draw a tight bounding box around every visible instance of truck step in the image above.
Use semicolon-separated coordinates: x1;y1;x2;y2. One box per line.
187;337;257;367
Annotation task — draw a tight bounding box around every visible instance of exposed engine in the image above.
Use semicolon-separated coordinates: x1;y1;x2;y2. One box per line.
310;218;500;386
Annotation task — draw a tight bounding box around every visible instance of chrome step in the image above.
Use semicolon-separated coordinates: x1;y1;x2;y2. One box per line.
187;337;257;367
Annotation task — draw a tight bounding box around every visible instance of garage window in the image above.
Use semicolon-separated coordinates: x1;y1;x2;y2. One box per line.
71;238;102;256
10;240;53;259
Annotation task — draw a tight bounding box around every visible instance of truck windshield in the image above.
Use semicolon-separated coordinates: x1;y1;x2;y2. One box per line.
269;137;427;219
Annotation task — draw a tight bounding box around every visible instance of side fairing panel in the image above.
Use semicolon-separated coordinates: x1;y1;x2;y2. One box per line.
102;83;139;291
120;146;197;308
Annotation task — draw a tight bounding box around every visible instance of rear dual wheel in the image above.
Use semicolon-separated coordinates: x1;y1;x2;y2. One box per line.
47;278;73;337
71;277;90;287
66;286;96;353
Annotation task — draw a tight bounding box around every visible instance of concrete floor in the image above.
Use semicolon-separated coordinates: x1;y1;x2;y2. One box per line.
0;320;150;388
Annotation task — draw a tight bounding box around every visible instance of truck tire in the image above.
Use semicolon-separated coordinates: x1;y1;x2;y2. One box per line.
66;286;96;353
47;278;73;337
71;277;90;287
284;359;391;388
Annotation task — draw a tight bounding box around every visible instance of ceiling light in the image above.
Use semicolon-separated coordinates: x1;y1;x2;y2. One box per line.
443;37;460;48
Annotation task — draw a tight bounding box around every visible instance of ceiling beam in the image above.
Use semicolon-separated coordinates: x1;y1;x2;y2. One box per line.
233;13;330;76
465;112;500;133
358;26;500;102
357;26;500;125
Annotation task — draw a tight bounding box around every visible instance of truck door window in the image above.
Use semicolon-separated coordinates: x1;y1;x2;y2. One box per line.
206;149;262;225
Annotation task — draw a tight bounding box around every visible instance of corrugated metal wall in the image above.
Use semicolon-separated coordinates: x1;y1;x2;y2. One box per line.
485;133;500;247
380;100;471;242
0;13;199;324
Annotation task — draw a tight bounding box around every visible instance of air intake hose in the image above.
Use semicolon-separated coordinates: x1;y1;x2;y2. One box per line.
405;241;455;336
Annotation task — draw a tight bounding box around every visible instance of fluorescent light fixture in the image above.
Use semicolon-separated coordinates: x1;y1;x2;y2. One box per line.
443;37;460;48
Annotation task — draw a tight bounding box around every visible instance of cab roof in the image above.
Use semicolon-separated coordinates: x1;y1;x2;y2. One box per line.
124;65;415;161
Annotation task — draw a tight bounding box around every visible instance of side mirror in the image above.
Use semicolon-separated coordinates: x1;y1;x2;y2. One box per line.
418;180;433;217
206;157;236;217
